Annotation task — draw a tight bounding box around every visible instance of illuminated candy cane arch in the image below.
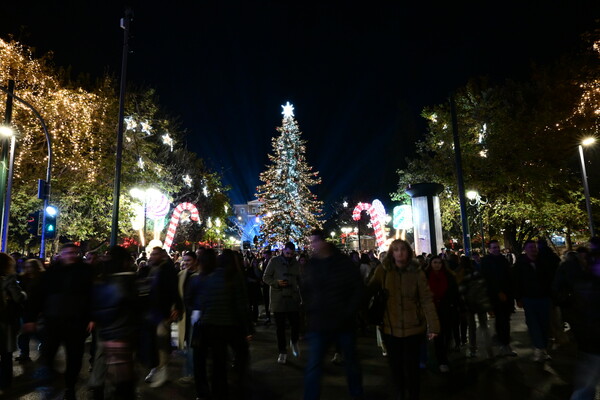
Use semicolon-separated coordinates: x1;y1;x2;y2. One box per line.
352;199;387;250
163;202;200;252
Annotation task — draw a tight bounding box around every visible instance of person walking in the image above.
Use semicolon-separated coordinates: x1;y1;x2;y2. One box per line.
90;246;139;400
263;242;302;364
367;239;439;400
425;255;459;372
0;252;27;396
301;229;364;400
15;258;44;363
26;243;94;400
191;249;253;400
481;240;517;356
513;240;556;361
141;247;183;388
177;251;200;384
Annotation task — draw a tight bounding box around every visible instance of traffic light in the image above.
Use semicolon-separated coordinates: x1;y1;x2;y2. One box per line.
43;205;58;239
26;211;40;236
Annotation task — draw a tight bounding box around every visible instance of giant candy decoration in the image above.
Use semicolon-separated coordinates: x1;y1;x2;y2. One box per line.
352;199;387;250
163;202;200;252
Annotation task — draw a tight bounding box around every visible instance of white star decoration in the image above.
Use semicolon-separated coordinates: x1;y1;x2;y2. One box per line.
281;102;294;118
125;116;137;131
183;174;192;187
162;133;174;151
140;120;152;135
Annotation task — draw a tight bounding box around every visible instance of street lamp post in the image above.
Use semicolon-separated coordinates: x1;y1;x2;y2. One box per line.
467;190;487;255
0;83;53;260
579;138;596;237
0;126;16;251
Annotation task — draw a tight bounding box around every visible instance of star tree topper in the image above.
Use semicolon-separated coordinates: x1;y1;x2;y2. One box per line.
282;102;294;118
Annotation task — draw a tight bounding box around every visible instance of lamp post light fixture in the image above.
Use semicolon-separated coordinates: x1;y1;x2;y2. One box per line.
0;125;15;252
579;137;596;237
466;190;488;255
330;231;335;243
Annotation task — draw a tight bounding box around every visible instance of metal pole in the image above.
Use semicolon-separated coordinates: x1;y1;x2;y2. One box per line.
0;80;15;250
579;144;595;237
479;203;485;255
110;8;133;246
450;93;472;256
1;135;16;251
0;84;53;260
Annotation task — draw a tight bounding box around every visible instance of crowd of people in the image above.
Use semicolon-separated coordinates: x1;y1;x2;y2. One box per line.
0;233;599;400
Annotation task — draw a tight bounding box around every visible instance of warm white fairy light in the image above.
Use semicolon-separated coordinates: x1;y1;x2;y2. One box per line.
162;133;174;151
125;116;137;131
140;120;152;135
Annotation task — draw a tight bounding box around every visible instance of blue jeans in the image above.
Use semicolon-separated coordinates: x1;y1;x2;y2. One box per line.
522;297;551;349
303;331;363;400
570;351;600;400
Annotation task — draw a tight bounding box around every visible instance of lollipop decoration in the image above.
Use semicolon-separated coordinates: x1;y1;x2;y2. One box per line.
352;200;387;250
130;188;171;249
163;202;200;252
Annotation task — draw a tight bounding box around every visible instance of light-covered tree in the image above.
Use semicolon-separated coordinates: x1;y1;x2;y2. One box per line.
256;102;323;247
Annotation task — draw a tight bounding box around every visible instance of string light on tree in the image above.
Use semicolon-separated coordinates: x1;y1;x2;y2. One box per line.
138;157;145;170
140;120;152;135
125;116;137;131
162;133;174;151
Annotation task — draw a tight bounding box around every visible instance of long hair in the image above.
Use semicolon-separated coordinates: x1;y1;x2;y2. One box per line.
382;239;414;269
198;248;217;276
0;252;16;276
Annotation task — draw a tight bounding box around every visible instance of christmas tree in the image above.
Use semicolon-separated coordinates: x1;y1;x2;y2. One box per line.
256;102;323;247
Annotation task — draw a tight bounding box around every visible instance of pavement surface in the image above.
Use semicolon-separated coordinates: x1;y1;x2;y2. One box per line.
5;309;594;400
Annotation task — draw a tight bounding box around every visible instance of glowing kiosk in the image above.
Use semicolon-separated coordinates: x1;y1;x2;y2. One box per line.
406;183;444;256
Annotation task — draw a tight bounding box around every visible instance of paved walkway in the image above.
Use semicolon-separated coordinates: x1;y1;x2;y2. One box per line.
7;309;587;399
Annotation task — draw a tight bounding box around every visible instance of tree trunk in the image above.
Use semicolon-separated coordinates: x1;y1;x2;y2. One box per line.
503;223;518;253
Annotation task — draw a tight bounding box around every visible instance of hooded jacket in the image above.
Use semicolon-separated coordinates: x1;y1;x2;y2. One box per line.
368;259;440;338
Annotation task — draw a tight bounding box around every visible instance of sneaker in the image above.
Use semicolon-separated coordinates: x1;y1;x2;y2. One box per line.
499;345;517;357
145;368;157;383
148;366;168;388
290;340;300;357
331;352;343;364
467;348;477;358
439;364;450;373
277;353;287;364
178;376;194;385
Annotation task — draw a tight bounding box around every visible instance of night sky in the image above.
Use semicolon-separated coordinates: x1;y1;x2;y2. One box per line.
1;2;599;213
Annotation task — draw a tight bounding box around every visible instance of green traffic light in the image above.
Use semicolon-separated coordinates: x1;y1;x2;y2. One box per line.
47;224;54;232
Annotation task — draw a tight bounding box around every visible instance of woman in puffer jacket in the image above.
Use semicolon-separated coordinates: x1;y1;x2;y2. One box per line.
367;240;439;400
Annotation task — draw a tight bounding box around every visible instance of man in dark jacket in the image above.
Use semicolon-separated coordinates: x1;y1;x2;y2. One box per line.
481;240;517;356
141;247;182;388
27;243;94;400
513;240;556;362
569;246;600;400
301;229;364;400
